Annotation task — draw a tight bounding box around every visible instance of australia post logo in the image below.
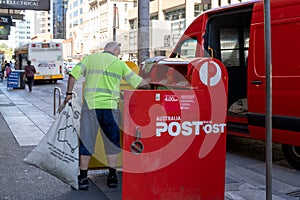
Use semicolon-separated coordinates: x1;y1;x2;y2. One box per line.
199;60;222;86
156;116;226;137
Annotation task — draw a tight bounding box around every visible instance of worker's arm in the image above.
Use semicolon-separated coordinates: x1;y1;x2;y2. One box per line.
64;74;77;102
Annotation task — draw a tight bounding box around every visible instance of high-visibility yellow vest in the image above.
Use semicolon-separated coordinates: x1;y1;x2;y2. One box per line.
71;52;142;109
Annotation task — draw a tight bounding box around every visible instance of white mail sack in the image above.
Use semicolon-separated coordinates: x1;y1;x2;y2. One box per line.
23;97;81;190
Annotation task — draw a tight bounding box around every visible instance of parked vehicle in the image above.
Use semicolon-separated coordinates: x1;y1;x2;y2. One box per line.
65;62;77;74
14;42;64;83
139;0;300;170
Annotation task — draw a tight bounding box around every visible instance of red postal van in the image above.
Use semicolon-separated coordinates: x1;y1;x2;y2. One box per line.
140;0;300;169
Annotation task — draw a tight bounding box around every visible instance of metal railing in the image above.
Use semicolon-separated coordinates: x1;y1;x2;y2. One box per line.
53;87;62;116
53;87;78;116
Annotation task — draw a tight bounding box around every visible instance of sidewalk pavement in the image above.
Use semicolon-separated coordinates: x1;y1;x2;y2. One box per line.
0;81;298;200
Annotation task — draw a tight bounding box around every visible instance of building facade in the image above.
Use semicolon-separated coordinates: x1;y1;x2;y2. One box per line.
38;11;51;35
14;11;37;47
211;0;243;8
63;0;253;62
13;0;67;48
127;0;211;58
64;0;135;62
52;0;68;39
10;0;253;58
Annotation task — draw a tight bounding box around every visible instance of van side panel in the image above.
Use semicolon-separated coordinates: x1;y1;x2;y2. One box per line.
248;0;300;144
249;18;300;116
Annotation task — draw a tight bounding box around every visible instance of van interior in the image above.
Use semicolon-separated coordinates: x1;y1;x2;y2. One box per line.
204;7;253;116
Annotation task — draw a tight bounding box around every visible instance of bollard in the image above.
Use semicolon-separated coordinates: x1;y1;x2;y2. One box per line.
53;87;62;116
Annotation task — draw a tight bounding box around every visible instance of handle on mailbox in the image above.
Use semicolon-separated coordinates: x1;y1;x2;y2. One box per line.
130;126;144;154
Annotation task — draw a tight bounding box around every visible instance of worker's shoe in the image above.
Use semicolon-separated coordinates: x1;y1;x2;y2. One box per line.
107;174;118;188
78;176;89;190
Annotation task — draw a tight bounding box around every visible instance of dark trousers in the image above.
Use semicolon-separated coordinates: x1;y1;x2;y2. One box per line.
0;69;4;80
26;76;34;92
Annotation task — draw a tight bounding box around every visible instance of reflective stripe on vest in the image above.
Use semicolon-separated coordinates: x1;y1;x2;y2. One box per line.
85;87;120;96
77;62;86;75
123;71;136;82
86;69;122;80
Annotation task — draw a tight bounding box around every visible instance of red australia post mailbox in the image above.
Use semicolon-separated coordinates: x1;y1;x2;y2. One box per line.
122;58;228;199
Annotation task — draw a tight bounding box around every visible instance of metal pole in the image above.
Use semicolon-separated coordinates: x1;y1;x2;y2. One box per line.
264;0;273;199
137;0;150;66
113;4;117;41
53;87;62;116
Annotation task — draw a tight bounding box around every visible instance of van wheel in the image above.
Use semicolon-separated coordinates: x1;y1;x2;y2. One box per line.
282;144;300;170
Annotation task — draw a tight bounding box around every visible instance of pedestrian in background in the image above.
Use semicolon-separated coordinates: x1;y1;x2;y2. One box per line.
1;60;7;81
5;63;12;90
9;61;15;70
24;60;36;92
5;63;11;78
64;41;150;190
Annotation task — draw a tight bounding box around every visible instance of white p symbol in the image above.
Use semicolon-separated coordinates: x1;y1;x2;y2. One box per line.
199;61;222;86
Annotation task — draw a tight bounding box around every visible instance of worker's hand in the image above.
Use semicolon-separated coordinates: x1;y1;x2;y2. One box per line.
58;94;72;113
138;83;151;89
57;103;65;113
137;79;151;89
64;94;73;104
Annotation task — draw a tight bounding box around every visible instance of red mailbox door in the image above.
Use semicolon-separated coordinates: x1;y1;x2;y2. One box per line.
122;91;226;199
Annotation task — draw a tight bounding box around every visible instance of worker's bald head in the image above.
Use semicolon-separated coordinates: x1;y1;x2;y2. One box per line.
104;41;121;56
104;42;121;51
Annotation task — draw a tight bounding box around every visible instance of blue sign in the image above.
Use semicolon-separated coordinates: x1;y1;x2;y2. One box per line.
7;71;21;89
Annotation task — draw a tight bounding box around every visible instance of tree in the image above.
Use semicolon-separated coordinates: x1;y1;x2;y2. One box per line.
0;43;8;50
0;43;13;61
